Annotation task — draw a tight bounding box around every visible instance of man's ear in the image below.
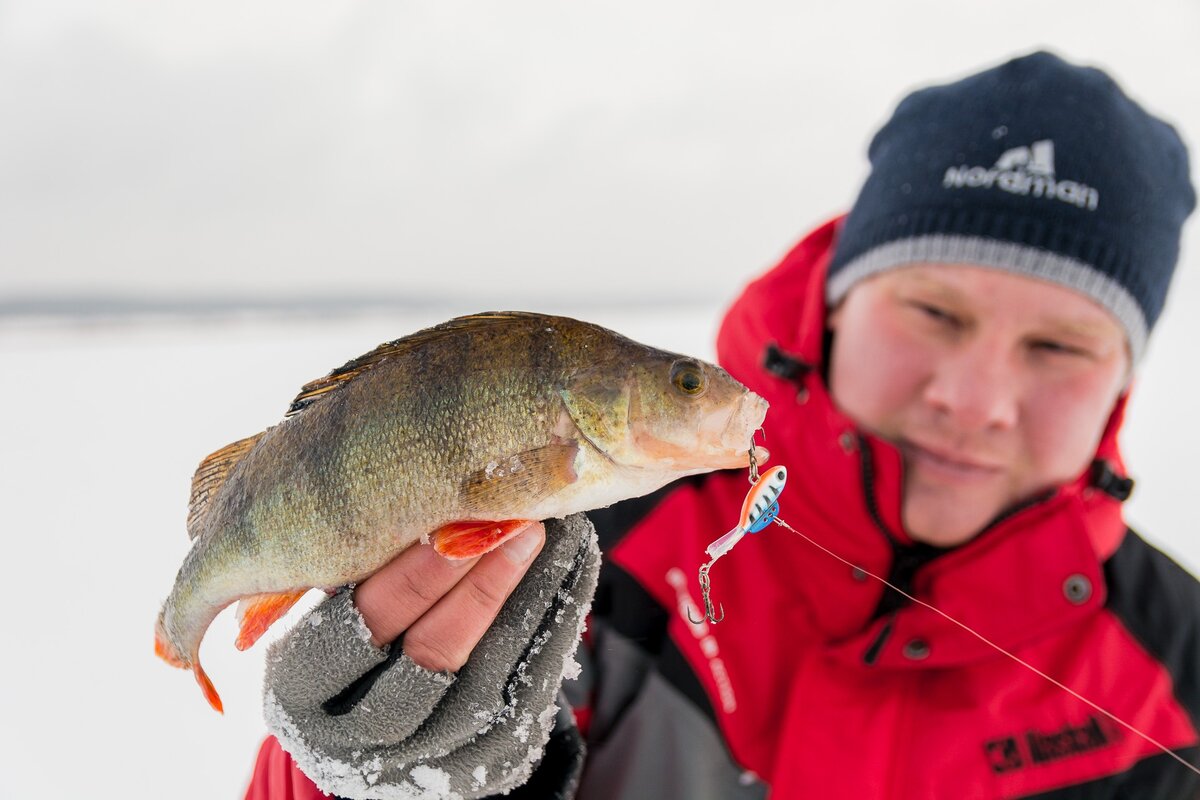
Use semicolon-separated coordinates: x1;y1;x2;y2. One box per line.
826;301;843;332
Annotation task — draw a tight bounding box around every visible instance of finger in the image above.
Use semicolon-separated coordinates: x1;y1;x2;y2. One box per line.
403;521;546;672
354;542;482;648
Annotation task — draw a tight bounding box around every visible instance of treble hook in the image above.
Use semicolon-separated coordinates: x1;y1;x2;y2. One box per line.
686;561;725;624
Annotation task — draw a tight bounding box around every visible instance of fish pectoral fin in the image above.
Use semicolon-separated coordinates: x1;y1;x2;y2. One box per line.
432;520;535;560
459;442;579;511
234;590;308;651
187;431;266;539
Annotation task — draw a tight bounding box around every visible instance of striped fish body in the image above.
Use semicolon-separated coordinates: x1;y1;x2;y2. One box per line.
156;311;770;711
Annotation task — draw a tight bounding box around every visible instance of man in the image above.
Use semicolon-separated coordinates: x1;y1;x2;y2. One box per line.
246;51;1199;798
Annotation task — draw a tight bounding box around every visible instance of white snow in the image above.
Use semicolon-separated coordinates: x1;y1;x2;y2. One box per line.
561;652;583;681
2;6;1199;799
512;710;534;743
409;765;453;795
537;703;559;734
471;765;488;787
346;600;379;644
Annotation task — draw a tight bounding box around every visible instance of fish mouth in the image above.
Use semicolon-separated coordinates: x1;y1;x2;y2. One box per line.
718;391;769;447
711;443;770;470
619;386;772;473
708;391;770;469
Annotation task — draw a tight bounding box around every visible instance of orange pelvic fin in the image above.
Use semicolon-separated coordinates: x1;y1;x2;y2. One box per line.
432;519;534;559
235;589;308;651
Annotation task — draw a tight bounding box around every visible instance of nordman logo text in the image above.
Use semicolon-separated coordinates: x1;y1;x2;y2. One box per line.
942;140;1099;211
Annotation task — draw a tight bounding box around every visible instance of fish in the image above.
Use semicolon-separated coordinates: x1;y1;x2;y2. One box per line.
154;311;769;712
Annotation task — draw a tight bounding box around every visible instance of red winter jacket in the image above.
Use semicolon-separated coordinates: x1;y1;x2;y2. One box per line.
247;219;1200;799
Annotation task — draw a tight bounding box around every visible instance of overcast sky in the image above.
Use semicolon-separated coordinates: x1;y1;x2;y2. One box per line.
2;1;1198;307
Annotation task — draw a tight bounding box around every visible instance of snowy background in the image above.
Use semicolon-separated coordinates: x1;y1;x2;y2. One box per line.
2;2;1199;798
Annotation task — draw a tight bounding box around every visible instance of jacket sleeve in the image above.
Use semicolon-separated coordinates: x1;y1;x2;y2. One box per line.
244;736;332;800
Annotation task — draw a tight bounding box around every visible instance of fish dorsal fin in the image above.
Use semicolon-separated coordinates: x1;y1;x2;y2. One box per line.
285;342;407;417
285;312;538;417
187;432;265;538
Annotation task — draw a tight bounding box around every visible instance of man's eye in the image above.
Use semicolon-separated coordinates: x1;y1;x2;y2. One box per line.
911;302;961;327
1031;339;1087;357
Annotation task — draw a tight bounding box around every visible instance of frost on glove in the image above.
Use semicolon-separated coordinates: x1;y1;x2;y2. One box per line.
263;514;600;800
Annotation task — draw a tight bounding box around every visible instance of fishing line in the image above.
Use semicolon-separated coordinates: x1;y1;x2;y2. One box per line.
696;445;1197;776
771;514;1200;779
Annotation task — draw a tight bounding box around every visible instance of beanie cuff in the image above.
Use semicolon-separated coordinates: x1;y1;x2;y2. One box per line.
825;234;1148;361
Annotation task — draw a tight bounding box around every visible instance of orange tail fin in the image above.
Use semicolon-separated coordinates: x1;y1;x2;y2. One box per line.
235;590;308;651
432;519;534;559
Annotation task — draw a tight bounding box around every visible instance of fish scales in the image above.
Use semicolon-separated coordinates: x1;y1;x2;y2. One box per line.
156;312;770;711
199;328;562;584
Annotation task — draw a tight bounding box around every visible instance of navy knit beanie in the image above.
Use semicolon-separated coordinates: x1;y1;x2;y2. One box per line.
826;51;1195;361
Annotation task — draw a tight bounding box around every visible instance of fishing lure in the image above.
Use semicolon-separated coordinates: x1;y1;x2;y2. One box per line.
689;461;787;624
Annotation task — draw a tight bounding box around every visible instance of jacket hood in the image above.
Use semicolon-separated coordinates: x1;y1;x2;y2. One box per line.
619;217;1135;668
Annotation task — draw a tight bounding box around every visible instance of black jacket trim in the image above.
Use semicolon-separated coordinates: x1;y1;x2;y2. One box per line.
591;561;717;725
1019;747;1200;799
1104;529;1200;730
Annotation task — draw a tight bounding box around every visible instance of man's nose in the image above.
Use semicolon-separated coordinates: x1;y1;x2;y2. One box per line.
921;339;1019;431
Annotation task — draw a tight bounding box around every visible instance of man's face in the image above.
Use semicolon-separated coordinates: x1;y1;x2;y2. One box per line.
828;263;1131;547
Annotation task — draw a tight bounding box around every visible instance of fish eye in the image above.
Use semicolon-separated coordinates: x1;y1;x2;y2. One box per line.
670;360;707;397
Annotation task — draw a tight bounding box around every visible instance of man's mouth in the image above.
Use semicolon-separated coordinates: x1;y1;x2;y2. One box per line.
901;439;1005;479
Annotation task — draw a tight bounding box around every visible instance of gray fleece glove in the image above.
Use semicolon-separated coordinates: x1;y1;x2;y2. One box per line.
263;514;600;800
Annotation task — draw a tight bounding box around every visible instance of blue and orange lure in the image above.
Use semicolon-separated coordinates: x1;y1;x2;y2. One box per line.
689;463;788;624
705;464;787;559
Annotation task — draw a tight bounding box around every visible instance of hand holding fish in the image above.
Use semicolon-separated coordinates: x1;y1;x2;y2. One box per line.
353;521;546;671
263;514;599;800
